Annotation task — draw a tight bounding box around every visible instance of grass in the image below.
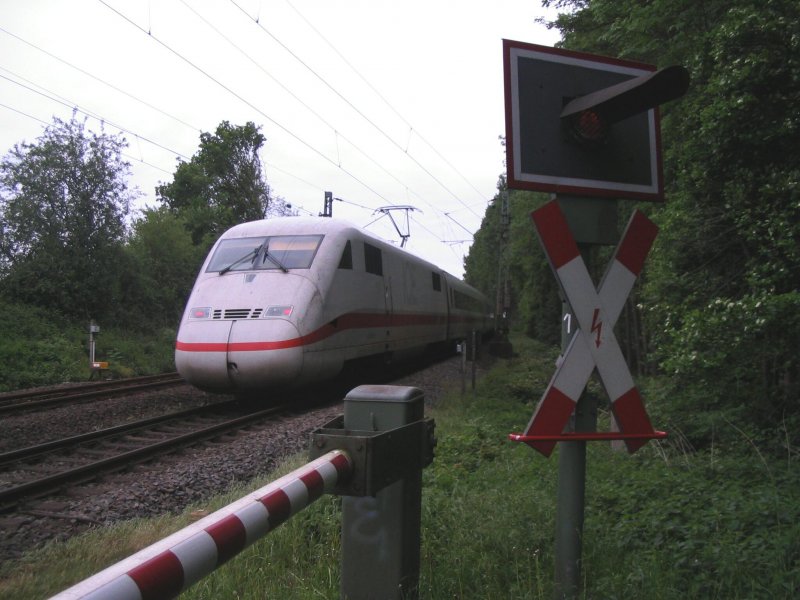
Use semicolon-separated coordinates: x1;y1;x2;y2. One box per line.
1;336;798;598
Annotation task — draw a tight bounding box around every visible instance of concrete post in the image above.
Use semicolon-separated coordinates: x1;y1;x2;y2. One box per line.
340;385;425;600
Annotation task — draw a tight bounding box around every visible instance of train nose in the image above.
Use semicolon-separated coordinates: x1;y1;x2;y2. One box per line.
175;319;303;391
227;319;303;388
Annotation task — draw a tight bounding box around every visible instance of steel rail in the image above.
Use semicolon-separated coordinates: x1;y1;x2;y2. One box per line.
0;404;286;511
0;401;239;465
0;373;181;401
0;373;185;415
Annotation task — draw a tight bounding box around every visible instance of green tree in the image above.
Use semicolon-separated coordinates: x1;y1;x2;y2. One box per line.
0;115;134;320
122;207;205;328
505;189;562;344
156;121;290;246
465;179;560;344
464;184;504;309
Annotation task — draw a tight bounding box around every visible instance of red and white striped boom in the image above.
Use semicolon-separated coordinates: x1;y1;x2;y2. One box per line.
53;450;352;600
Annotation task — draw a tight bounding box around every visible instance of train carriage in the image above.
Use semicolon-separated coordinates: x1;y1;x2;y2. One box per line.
175;217;490;393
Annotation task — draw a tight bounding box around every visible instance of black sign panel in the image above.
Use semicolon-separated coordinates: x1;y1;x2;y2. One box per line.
504;40;663;200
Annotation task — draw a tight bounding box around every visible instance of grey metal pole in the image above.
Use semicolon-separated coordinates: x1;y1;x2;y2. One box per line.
548;195;616;598
461;341;467;396
552;242;598;600
553;391;596;599
89;321;96;364
340;385;425;600
471;329;477;393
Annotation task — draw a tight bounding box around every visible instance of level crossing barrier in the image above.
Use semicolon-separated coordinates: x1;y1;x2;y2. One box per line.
51;385;434;600
51;450;351;600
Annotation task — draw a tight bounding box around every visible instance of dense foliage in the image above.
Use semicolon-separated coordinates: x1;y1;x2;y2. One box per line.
465;0;800;449
0;115;134;320
156;120;291;247
466;184;561;344
0;297;176;391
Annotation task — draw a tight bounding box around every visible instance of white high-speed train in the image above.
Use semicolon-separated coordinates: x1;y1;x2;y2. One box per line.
175;217;491;392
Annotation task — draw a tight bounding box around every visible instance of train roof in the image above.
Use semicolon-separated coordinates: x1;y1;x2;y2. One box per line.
221;216;376;242
221;216;425;264
218;217;482;295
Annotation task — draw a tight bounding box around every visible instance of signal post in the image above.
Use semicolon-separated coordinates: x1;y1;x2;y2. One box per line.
502;40;689;598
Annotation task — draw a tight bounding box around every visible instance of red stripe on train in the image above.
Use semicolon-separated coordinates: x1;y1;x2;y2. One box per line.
175;312;468;353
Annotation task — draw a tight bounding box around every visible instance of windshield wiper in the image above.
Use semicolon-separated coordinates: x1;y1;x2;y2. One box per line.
218;243;263;276
262;244;289;273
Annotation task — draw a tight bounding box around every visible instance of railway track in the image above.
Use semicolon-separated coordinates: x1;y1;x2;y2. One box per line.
0;372;185;416
0;401;288;512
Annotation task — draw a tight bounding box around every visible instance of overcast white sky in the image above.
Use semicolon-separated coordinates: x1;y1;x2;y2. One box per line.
0;0;561;278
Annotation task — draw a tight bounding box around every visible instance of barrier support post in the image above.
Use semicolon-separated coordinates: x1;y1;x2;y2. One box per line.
552;196;611;599
342;385;426;600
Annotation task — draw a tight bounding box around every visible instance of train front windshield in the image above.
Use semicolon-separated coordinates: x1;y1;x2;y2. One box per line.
206;235;323;273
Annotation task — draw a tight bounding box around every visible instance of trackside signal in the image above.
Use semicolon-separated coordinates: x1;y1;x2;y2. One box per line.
561;65;690;148
503;40;690;201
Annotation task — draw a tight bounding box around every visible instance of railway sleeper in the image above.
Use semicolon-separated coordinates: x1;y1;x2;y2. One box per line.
121;434;170;443
68;448;115;459
153;424;202;434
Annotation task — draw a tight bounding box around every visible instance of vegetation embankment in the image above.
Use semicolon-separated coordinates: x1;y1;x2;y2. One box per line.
2;336;797;599
0;298;176;391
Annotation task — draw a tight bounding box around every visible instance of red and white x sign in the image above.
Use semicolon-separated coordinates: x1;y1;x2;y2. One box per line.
519;200;659;457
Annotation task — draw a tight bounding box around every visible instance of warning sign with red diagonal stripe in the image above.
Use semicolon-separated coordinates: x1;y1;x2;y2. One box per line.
515;200;660;456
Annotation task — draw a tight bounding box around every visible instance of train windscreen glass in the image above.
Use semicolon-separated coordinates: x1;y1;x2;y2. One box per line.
207;235;323;272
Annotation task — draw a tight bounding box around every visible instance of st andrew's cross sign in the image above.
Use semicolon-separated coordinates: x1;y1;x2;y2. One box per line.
510;201;666;456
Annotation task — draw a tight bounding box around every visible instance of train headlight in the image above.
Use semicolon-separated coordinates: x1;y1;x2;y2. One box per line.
189;307;212;319
265;305;293;317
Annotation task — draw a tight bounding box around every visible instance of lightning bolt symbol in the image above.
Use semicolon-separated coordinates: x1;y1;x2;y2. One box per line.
591;308;602;348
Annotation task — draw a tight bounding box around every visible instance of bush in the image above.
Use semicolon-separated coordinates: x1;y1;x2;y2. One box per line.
0;299;177;391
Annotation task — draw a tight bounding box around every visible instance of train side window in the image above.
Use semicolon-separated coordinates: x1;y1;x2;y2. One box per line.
453;289;482;312
432;272;442;291
338;241;353;269
364;243;383;276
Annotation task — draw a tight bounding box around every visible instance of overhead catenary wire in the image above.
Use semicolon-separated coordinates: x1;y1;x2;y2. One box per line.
0;31;433;241
0;25;201;135
0;100;48;128
284;0;491;207
97;0;391;205
444;212;476;238
226;0;481;262
177;0;438;215
0;32;353;205
228;0;482;222
0;101;174;176
0;69;191;161
101;0;477;258
409;213;471;274
217;0;458;227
